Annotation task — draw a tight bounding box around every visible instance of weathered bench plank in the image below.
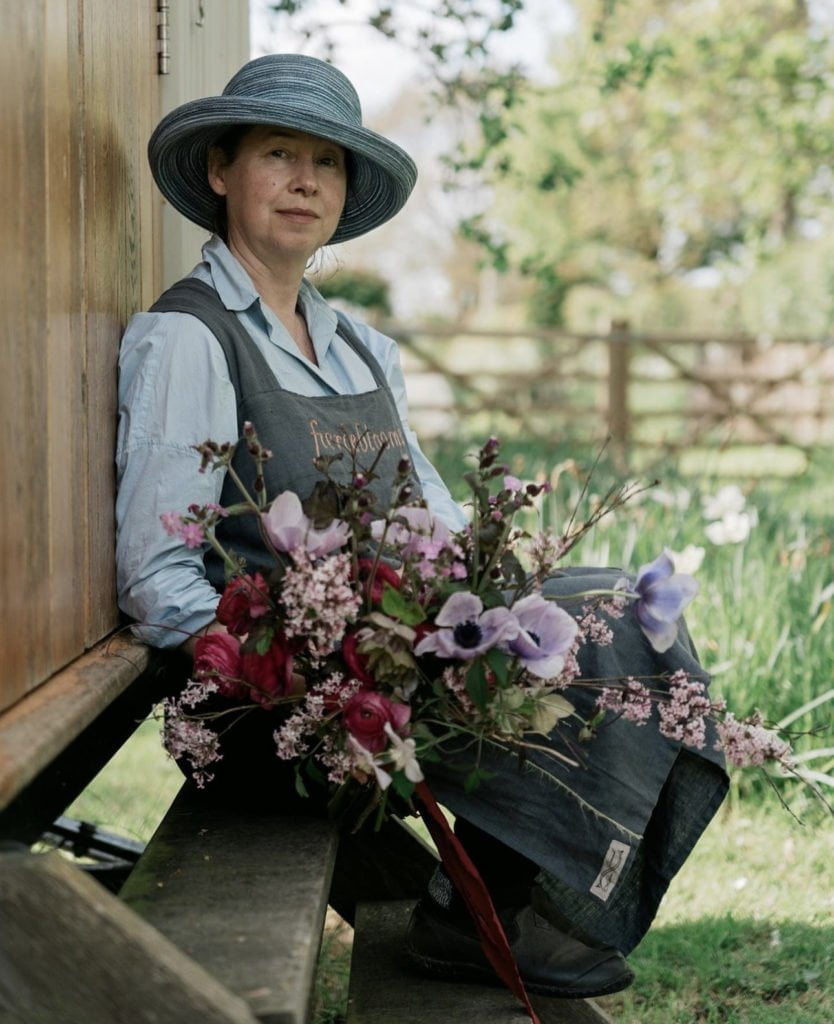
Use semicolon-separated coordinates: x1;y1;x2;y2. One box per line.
346;900;616;1024
120;785;338;1024
0;850;258;1024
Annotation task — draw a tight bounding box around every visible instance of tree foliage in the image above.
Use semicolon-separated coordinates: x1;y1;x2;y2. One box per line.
468;0;834;326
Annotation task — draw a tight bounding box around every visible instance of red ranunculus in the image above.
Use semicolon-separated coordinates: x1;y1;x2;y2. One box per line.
354;559;402;605
193;632;245;699
342;691;411;753
341;631;375;687
216;573;271;636
240;637;293;707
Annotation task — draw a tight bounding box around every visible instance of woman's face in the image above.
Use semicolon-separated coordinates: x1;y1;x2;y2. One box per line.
208;125;347;265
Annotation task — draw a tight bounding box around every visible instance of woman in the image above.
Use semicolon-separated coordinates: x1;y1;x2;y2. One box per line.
116;53;727;1001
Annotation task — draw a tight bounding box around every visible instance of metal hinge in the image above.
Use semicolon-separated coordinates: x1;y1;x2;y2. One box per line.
157;0;170;75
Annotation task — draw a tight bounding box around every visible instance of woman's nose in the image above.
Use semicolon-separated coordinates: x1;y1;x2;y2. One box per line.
290;157;317;194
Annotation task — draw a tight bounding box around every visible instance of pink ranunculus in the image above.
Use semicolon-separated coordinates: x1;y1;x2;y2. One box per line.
240;637;293;707
342;691;411;754
354;558;402;605
193;632;245;699
216;573;271;636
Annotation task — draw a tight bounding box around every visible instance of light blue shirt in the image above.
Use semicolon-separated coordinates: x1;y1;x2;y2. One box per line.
116;235;466;647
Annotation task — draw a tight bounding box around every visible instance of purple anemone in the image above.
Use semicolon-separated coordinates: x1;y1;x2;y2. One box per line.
506;594;579;679
630;550;699;653
415;591;519;660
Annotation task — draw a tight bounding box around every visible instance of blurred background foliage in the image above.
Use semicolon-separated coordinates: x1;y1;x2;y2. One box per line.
269;0;834;336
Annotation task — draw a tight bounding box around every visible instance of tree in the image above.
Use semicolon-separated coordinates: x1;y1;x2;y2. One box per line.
468;0;834;327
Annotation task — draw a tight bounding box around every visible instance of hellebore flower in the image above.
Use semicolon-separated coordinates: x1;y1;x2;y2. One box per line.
506;593;579;679
628;550;699;653
414;591;519;660
262;491;350;558
383;721;424;782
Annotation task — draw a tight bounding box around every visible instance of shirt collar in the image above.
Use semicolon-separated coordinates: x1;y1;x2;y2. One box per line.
201;235;261;313
200;234;340;362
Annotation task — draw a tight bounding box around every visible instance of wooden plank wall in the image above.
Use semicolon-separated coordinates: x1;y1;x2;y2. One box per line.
0;0;159;716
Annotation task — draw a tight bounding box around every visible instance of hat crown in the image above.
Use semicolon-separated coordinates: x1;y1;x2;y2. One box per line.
222;54;363;128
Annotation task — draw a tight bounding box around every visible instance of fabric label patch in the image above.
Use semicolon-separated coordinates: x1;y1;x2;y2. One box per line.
590;840;631;902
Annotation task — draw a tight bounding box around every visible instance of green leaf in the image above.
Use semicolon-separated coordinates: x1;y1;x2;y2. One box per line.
485;647;510;686
293;767;309;799
465;660;490;712
390;773;415;801
381;584;427;626
254;627;275;656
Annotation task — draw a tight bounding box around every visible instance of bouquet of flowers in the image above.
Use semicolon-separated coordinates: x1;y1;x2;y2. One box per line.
160;426;793;804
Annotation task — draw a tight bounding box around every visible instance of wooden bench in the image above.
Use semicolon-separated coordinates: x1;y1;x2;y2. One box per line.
0;636;615;1024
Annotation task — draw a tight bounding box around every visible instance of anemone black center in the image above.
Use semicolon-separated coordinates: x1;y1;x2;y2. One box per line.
453;620;482;648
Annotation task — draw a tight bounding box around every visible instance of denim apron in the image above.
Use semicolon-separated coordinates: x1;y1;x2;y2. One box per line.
152;279;727;954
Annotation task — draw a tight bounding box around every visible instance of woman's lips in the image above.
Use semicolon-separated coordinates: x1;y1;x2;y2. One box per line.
277;208;319;222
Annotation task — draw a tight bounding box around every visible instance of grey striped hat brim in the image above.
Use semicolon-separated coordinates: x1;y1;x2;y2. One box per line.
148;56;417;244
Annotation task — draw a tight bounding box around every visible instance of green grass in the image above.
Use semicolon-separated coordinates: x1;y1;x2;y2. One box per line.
597;803;834;1024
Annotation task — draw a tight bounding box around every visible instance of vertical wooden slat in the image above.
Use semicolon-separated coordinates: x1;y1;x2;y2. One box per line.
81;0;159;646
45;0;86;670
0;2;51;704
0;0;159;715
607;319;631;471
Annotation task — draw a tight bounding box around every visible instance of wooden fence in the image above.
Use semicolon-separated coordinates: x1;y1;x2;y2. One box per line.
386;320;834;468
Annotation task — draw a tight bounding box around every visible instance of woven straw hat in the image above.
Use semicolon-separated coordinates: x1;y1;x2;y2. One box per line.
148;54;417;244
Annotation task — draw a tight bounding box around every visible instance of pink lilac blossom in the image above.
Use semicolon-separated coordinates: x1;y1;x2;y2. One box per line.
161;703;223;788
175;678;219;709
281;548;360;659
578;607;615;647
506;594;580;680
656;670;716;749
595;678;653;725
442;665;475;712
526;529;570;579
715;711;792;768
553;645;581;690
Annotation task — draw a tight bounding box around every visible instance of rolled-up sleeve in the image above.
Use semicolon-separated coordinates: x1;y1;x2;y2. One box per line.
116;312;237;646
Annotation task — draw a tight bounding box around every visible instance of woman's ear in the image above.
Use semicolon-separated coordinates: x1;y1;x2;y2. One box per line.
207;147;229;197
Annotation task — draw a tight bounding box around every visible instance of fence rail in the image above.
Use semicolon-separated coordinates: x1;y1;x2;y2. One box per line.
381;320;834;468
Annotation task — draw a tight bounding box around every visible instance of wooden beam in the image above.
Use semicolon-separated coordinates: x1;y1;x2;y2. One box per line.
121;785;339;1024
0;850;258;1024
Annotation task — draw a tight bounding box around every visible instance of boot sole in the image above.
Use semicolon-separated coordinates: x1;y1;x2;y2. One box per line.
405;945;635;999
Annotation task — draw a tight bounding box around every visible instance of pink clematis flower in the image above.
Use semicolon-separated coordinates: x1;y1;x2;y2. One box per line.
415;591;519;660
262;491;351;558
